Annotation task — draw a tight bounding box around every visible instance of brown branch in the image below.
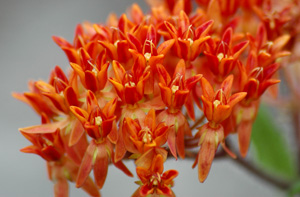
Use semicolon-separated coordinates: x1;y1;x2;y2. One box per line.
233;156;292;190
190;115;206;131
180;149;292;190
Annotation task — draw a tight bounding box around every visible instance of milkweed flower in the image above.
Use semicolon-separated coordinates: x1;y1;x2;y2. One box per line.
133;154;178;197
15;0;297;195
193;75;246;182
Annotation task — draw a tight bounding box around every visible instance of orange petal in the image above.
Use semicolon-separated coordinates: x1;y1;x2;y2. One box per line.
158;83;172;107
173;59;186;78
238;120;253;157
157;39;175;55
94;150;109;189
112;153;133;177
144;109;156;131
19;120;68;134
54;178;69;197
76;141;97;188
156;64;171;86
167;127;177;159
221;74;233;98
228;92;247;108
200;77;214;100
201;95;213;121
70;106;89;124
198;132;216;182
69;119;85;147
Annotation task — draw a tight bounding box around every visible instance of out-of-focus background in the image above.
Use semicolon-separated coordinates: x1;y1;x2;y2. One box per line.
0;0;286;196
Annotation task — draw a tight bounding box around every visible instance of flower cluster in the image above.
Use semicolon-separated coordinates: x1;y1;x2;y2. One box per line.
14;0;299;196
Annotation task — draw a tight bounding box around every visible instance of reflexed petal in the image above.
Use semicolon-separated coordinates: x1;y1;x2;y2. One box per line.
76;141;97;188
238;120;253;157
81;176;101;197
94;152;109;189
176;125;185;159
198;132;216;182
54;178;69;197
19;120;68;134
167;127;177;159
112;153;133;177
114;134;127;162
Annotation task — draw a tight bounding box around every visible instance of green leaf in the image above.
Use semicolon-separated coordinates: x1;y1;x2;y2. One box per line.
251;105;297;179
288;180;300;197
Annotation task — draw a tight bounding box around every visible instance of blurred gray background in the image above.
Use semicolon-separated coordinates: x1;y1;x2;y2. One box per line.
0;0;284;196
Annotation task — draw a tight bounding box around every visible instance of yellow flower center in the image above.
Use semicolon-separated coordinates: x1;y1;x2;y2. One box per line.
141;127;152;143
95;116;103;126
217;53;227;62
144;53;151;61
125;81;136;87
171;85;179;94
92;68;98;76
213;100;221;108
187;38;193;46
150;173;161;186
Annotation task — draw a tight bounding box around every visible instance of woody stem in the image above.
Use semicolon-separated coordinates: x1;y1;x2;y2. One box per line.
190;115;206;130
181;150;292;190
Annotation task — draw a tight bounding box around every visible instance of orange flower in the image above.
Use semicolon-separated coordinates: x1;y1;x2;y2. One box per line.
204;27;249;81
247;24;290;67
109;60;150;105
70;91;132;189
122;109;169;155
53;23;102;64
134;154;178;197
156;59;202;159
70;48;109;93
163;13;212;62
193;75;246;182
20;127;100;197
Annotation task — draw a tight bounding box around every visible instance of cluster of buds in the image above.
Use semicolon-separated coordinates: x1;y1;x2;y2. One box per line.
14;0;299;196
